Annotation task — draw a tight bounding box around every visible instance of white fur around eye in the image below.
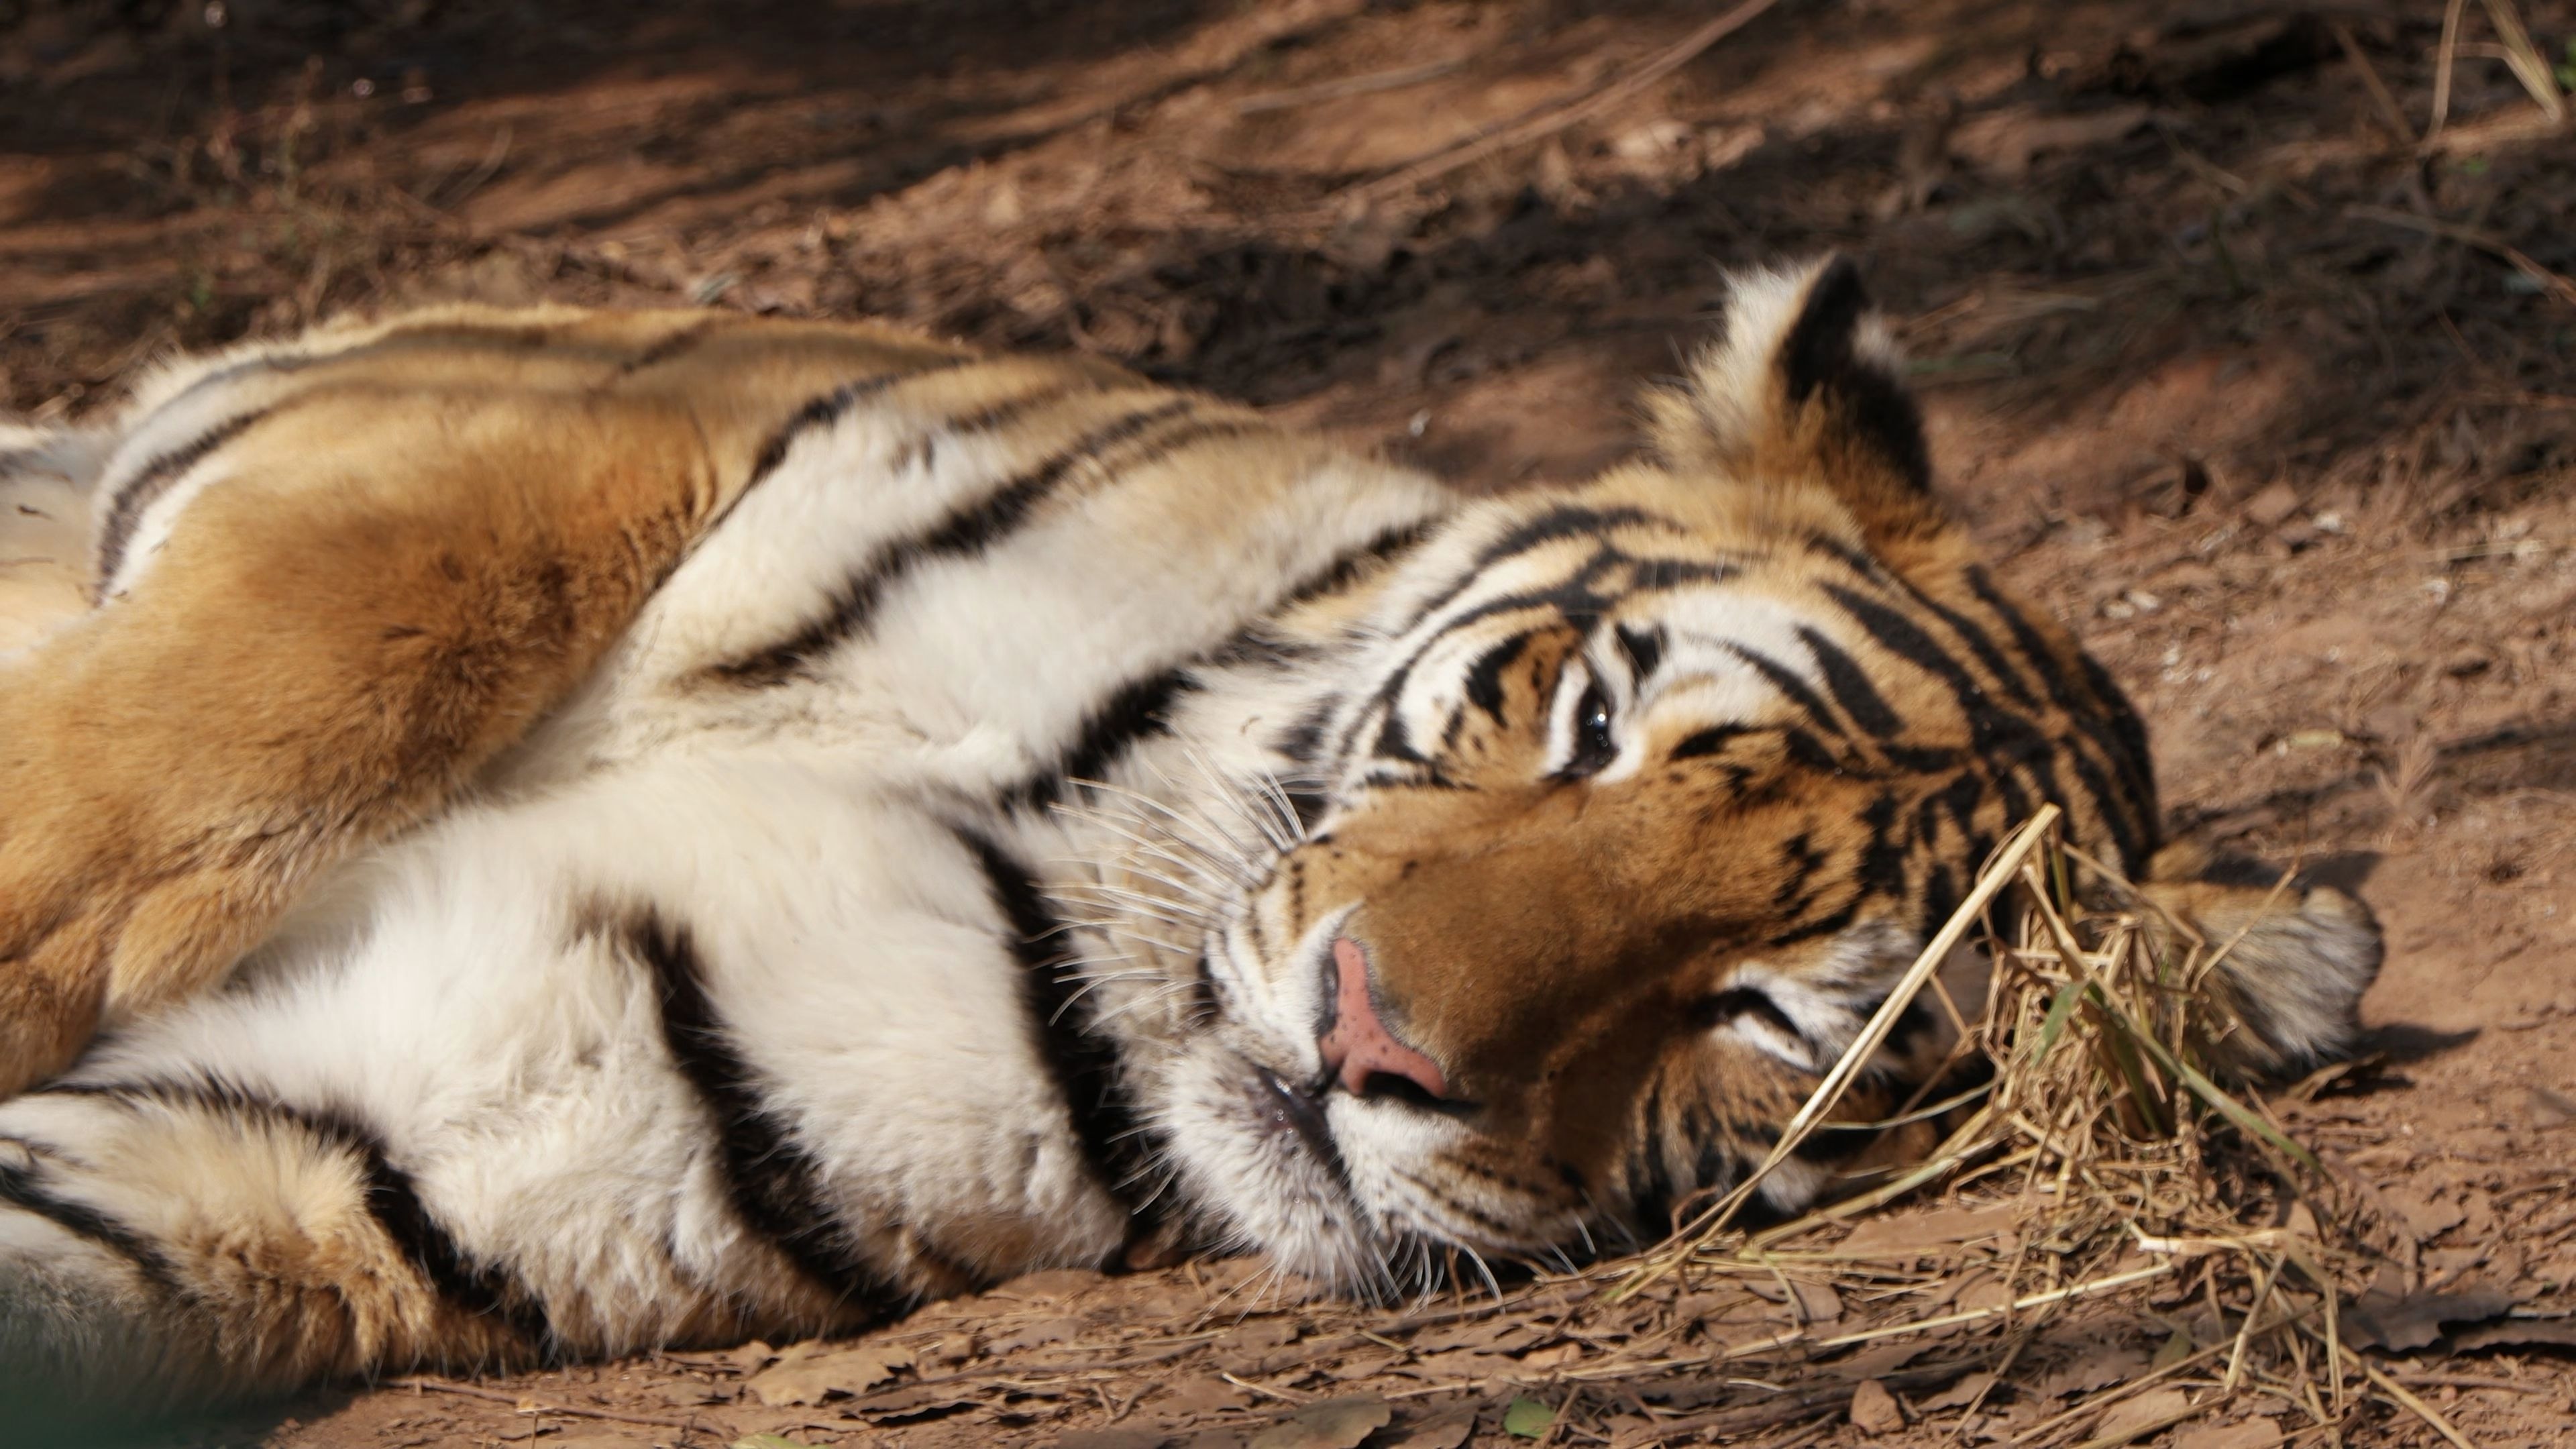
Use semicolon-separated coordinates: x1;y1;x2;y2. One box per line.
1542;657;1603;777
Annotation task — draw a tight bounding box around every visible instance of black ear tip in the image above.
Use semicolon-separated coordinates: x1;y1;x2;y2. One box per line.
1811;254;1871;311
1771;256;1933;495
1778;256;1876;407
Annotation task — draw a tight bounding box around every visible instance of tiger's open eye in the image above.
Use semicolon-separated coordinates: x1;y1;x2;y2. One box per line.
1564;683;1617;777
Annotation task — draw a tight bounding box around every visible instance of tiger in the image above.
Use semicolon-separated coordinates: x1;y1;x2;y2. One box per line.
0;256;2380;1417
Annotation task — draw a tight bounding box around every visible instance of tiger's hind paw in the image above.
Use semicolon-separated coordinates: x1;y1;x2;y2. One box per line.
2138;847;2384;1079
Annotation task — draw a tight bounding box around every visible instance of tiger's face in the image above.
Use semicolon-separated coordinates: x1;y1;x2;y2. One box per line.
1150;260;2195;1288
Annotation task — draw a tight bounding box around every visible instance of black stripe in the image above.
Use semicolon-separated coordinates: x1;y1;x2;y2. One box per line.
1615;623;1665;681
612;908;912;1311
711;396;1197;685
1401;506;1678;632
41;1078;551;1341
1209;522;1438;670
955;828;1165;1220
1670;724;1750;761
892;378;1099;474
0;1148;182;1294
2077;651;2158;828
1462;632;1529;727
1330;555;1626;769
1278;521;1436;615
1961;567;2159;858
1005;511;1440;808
1275;695;1340;769
1776;256;1933;492
1796;627;1903;739
1003;667;1201;813
741;354;978;489
1717;641;1851;742
1091;415;1270;476
95;409;274;584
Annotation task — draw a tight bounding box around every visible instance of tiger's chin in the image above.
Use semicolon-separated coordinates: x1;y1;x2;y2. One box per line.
1153;1042;1390;1291
1148;1031;1588;1297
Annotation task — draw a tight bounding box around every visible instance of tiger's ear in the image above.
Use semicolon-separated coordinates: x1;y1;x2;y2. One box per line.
1644;255;1943;547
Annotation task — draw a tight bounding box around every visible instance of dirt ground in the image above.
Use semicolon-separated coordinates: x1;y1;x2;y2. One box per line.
5;1;2575;1445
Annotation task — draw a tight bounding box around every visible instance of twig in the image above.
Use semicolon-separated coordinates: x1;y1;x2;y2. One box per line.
2394;1373;2557;1395
2330;21;2417;147
392;1377;717;1435
2347;205;2576;311
2004;1303;2324;1443
2292;1323;2481;1449
1235;58;1466;115
1619;807;2063;1295
1220;1371;1309;1405
2477;0;2567;121
2429;0;2469;140
2065;1401;2209;1449
1618;1359;1978;1446
1339;0;1778;203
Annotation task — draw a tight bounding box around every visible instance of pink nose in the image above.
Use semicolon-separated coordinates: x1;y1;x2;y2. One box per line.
1319;936;1449;1101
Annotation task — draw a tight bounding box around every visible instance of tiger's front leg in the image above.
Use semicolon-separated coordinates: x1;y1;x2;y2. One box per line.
0;398;723;1096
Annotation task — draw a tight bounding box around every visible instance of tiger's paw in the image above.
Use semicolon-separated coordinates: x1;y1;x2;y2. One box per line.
2138;845;2384;1079
0;832;116;1097
0;824;270;1098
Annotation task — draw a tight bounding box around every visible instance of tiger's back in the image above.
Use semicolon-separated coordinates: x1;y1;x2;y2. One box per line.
0;260;2379;1417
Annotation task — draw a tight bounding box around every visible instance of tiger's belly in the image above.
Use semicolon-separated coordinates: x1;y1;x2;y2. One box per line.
77;742;1133;1352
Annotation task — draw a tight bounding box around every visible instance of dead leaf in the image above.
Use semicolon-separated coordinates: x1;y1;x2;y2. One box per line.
1391;1348;1510;1381
2093;1387;2192;1441
746;1342;916;1406
1835;1342;1928;1379
1917;1371;1995;1411
1516;1341;1582;1369
1059;1432;1166;1449
1328;1351;1403;1381
997;1267;1108;1301
1406;1317;1534;1354
2176;1421;2284;1449
1744;1275;1842;1324
2383;1183;2467;1242
1381;1407;1475;1449
659;1380;731;1406
1212;1318;1306;1375
2443;1315;2576;1352
1948;104;2151;178
1159;1375;1252;1418
988;1316;1083;1354
1850;1379;1905;1435
1247;1395;1391;1449
2345;1281;2517;1351
1839;1203;2021;1257
2038;1342;2149;1399
2532;1086;2576;1127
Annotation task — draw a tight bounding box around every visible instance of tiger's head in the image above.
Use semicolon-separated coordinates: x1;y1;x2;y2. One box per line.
1147;257;2380;1291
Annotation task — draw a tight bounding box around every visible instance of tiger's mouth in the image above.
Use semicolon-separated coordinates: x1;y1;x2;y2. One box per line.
1249;1064;1346;1182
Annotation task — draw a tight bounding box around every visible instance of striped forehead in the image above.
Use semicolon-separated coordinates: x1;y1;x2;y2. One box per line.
1631;589;1839;720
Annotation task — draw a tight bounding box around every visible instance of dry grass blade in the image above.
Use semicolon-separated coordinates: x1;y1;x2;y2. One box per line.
2349;205;2576;311
2477;0;2567;121
1341;0;1779;203
1611;806;2063;1297
1571;811;2428;1444
2332;21;2418;147
1234;58;1466;115
2430;0;2472;140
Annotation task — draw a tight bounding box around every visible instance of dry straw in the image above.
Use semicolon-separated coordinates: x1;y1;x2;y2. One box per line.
1578;807;2464;1446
